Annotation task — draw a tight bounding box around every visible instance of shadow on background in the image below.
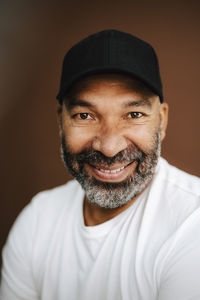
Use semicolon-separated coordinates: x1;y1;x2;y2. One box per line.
0;0;200;261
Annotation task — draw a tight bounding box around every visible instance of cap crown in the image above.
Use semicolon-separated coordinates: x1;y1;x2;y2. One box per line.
57;30;163;103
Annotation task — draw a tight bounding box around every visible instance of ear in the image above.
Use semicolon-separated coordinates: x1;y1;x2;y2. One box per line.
159;102;169;141
56;104;63;137
57;103;62;116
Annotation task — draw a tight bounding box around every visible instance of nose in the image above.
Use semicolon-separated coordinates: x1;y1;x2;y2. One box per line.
91;123;128;157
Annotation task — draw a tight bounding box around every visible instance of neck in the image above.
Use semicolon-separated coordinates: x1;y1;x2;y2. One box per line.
83;193;141;226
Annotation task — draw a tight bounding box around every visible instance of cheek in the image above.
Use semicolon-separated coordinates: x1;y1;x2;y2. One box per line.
62;123;95;153
126;125;159;152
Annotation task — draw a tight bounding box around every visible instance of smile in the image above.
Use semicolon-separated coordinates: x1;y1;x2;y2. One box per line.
95;166;125;173
86;161;136;183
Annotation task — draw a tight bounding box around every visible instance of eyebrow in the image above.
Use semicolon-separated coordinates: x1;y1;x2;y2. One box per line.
65;98;93;111
124;99;152;108
65;97;152;111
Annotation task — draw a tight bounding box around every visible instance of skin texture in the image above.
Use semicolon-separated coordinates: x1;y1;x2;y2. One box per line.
58;74;168;225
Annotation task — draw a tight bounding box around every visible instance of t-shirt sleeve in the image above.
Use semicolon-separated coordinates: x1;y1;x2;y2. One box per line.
157;208;200;300
0;200;39;300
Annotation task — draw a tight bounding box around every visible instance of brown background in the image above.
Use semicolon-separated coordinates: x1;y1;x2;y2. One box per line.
0;0;200;260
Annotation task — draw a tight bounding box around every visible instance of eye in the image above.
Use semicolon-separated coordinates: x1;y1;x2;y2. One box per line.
73;113;92;120
129;112;143;118
79;113;90;119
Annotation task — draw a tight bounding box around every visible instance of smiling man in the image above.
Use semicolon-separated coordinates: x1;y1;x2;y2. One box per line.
60;73;167;224
1;30;200;300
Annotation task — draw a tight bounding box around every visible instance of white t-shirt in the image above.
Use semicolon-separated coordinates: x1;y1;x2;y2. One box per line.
0;158;200;300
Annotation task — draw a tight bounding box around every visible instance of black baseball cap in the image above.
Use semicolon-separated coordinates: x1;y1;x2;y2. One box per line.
56;29;163;104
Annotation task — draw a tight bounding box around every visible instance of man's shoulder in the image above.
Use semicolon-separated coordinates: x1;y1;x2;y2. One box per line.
159;157;200;197
7;180;83;245
31;180;84;214
33;179;82;202
149;158;200;226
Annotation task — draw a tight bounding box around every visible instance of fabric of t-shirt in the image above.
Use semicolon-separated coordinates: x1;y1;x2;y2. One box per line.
0;157;200;300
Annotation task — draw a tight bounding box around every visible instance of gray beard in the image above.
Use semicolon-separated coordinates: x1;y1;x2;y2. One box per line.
61;130;161;209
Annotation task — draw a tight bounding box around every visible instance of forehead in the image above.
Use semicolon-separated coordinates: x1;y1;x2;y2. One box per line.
65;73;155;100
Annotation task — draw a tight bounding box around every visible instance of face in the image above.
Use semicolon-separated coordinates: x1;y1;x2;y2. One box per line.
59;74;168;208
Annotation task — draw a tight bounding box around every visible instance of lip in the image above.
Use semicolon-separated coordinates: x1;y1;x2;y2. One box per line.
91;161;130;171
86;161;137;182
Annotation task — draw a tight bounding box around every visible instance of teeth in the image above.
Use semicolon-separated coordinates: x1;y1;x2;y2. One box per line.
97;166;125;173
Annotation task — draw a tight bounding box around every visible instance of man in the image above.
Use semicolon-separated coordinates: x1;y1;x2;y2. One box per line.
0;30;200;300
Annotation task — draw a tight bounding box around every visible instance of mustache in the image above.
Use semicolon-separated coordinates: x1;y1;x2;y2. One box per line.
62;139;146;167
